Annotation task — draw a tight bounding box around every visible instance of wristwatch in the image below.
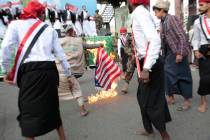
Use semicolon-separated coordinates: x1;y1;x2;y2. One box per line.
143;68;151;72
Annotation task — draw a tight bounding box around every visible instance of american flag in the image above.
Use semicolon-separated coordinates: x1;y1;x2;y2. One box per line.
95;47;121;90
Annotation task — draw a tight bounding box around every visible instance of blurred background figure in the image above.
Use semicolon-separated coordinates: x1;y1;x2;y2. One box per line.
118;27;128;80
94;9;103;34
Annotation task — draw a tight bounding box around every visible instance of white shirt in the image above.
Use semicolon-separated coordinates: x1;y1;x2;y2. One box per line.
117;36;126;59
82;10;89;19
131;5;161;70
1;19;71;76
192;18;210;51
53;20;62;30
188;28;194;45
0;20;6;39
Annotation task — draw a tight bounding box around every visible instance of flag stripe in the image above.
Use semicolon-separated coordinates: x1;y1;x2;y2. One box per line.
103;68;121;89
95;54;111;77
96;48;105;73
105;69;121;89
96;56;114;80
99;64;118;85
95;47;121;90
96;48;109;77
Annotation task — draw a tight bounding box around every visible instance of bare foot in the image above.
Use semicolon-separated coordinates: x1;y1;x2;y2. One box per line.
177;101;191;111
166;96;175;105
198;105;207;113
183;101;191;111
135;129;154;137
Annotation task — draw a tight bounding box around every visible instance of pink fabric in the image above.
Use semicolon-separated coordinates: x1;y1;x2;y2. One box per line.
129;0;149;6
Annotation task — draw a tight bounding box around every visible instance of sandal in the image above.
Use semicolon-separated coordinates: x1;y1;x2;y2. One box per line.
80;110;89;117
198;105;207;113
176;104;191;111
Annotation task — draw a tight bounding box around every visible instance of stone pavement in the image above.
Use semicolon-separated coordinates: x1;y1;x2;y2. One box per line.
0;69;210;140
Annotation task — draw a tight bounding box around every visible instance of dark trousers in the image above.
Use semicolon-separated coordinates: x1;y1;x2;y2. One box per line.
120;48;128;72
137;58;171;133
198;57;210;95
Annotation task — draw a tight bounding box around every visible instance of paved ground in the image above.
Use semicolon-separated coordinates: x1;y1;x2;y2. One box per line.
0;68;210;140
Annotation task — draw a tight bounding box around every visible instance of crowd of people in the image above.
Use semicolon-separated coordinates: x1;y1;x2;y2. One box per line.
1;0;210;140
0;1;103;39
0;1;23;39
116;0;210;140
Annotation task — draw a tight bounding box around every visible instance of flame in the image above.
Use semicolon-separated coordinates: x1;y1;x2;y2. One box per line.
88;82;118;104
109;52;116;60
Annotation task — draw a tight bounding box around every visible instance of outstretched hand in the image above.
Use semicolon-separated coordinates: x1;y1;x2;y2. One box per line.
3;75;14;85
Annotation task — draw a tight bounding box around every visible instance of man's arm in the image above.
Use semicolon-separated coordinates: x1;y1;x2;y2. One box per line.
191;20;203;59
1;22;18;74
168;16;186;56
137;11;161;70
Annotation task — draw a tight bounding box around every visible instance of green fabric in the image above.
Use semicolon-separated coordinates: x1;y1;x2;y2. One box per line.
85;36;114;66
23;0;30;7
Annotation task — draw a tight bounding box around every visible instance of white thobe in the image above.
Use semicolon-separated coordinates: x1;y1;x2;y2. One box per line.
1;19;71;78
131;5;161;70
192;17;210;51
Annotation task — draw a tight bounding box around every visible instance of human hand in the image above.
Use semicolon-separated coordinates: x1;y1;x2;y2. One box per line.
176;54;183;63
140;69;150;84
194;51;203;59
3;74;14;85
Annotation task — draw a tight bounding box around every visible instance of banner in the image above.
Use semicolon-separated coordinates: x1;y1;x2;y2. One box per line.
85;36;116;66
40;0;97;16
0;0;97;16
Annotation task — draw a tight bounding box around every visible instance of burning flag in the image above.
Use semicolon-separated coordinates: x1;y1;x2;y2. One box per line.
95;47;121;90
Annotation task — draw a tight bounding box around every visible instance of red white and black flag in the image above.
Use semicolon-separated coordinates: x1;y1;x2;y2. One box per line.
200;15;210;40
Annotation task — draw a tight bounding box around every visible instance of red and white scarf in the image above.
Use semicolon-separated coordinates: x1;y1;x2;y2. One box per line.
200;15;210;41
120;35;127;47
